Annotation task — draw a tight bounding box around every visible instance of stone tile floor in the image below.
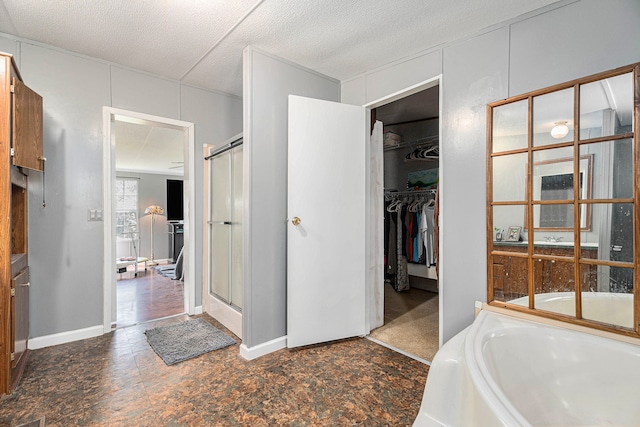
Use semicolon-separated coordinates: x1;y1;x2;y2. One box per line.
1;314;429;426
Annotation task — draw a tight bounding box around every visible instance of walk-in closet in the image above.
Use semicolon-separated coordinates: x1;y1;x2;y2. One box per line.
369;85;440;362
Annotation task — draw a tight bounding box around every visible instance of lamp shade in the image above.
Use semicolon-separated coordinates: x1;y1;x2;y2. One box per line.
550;121;569;139
144;205;165;215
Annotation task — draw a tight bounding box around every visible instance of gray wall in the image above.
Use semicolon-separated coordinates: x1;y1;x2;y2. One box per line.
342;0;640;342
243;48;340;348
0;34;242;338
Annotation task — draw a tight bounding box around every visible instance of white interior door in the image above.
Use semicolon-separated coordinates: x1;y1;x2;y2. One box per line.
287;95;367;348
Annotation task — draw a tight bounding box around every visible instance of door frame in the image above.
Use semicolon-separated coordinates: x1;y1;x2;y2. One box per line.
102;107;196;333
362;75;444;348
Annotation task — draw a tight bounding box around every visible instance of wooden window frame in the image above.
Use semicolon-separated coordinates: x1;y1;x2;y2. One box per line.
486;63;640;338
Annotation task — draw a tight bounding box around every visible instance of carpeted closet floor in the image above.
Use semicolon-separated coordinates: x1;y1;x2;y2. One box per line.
369;285;439;362
2;314;429;426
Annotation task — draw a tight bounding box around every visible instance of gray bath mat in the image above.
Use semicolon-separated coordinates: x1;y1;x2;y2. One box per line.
145;318;236;365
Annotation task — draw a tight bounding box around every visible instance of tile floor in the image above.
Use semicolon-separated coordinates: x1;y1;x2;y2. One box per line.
1;314;429;426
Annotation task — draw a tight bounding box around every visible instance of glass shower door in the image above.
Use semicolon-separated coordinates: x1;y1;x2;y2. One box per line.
207;143;242;311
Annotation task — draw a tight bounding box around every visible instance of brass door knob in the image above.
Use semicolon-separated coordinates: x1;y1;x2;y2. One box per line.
292;217;301;226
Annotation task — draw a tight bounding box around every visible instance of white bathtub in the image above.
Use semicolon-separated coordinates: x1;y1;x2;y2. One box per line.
413;307;640;426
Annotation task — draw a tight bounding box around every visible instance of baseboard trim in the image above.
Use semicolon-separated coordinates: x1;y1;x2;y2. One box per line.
239;335;287;360
28;325;104;350
194;305;203;315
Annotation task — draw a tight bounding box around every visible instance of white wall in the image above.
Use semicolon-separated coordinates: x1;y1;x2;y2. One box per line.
0;33;242;339
341;0;640;343
242;47;340;348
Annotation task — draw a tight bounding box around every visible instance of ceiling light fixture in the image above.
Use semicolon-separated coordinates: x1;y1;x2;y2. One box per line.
550;121;569;139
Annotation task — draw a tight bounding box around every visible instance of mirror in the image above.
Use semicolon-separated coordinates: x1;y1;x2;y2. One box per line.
488;65;637;334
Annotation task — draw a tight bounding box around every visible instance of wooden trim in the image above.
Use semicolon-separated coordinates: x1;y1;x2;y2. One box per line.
491;147;529;157
634;64;640;334
579;198;634;204
0;53;12;395
578;132;634;145
491;250;530;258
486;104;495;303
492;200;528;206
527;96;534;309
573;83;582;319
530;254;574;263
531;140;575;152
488;63;637;108
578;258;633;269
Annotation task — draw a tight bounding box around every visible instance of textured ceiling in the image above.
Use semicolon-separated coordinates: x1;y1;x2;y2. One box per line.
1;0;562;174
115;119;184;176
0;0;562;97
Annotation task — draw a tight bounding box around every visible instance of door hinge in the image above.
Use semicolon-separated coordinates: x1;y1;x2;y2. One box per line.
10;147;14;157
10;353;14;361
10;288;15;297
10;84;14;93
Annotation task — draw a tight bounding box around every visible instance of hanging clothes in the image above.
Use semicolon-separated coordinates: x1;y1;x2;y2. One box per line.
422;201;436;266
383;190;437;291
395;203;409;291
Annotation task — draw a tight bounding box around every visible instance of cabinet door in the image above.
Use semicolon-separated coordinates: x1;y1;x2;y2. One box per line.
12;78;43;171
11;268;29;372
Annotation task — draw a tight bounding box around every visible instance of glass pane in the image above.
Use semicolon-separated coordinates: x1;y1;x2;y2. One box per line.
210;151;231;302
531;235;575;258
532;147;574;202
230;146;243;310
211;224;229;302
211;152;231;221
581;268;634;329
581;203;633;264
580;72;633;140
492;205;526;246
533;259;576;317
580;139;633;199
492;153;527;202
492;99;528;152
533;88;574;146
492;254;529;302
533;202;574;231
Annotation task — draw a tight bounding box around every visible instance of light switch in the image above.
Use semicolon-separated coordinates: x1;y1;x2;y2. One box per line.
88;209;102;221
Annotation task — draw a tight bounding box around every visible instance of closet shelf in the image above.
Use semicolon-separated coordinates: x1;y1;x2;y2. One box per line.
384;188;437;200
383;135;438;152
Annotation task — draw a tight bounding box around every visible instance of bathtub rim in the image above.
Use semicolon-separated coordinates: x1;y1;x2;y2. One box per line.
464;310;532;427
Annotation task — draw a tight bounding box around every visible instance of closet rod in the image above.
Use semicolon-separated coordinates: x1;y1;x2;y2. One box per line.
205;139;243;160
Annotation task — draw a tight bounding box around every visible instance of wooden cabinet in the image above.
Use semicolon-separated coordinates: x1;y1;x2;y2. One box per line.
0;52;43;395
493;243;598;301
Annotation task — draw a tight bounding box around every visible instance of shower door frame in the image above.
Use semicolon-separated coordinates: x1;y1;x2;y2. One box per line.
203;133;243;338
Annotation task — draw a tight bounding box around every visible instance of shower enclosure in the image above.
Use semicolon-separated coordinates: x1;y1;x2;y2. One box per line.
203;134;243;336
